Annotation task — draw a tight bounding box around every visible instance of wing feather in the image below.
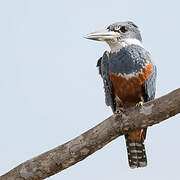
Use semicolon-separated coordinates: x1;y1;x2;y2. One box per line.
143;59;157;102
97;51;115;112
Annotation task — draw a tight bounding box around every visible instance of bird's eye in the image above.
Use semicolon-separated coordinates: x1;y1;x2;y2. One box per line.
120;26;128;33
114;25;120;31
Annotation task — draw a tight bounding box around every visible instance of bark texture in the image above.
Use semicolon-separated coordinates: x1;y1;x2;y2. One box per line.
1;88;180;180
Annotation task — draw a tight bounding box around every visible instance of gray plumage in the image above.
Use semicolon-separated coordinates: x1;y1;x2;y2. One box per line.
109;45;149;75
97;52;115;112
143;61;157;101
107;21;142;42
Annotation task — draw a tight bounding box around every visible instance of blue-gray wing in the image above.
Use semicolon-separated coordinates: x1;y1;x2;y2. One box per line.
97;51;115;112
143;59;157;102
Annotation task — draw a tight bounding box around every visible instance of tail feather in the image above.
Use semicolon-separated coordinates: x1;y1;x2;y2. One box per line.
125;134;147;168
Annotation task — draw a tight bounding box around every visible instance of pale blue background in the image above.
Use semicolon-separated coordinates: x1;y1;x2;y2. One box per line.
0;0;180;179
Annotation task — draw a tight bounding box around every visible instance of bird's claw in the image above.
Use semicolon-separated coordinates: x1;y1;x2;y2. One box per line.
136;101;144;107
115;107;126;114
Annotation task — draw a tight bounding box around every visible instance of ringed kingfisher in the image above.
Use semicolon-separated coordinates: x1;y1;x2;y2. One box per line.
84;21;157;168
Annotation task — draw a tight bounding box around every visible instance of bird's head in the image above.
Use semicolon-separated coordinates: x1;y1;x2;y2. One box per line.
84;21;142;52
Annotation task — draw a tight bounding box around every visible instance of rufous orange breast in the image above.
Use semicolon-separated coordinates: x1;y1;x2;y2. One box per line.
109;61;152;108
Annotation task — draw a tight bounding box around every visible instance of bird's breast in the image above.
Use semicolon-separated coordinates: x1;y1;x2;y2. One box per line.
109;61;152;107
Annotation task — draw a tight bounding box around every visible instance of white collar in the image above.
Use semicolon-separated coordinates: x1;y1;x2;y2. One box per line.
108;38;144;53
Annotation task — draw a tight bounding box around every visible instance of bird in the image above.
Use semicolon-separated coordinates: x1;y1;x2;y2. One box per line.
84;21;157;168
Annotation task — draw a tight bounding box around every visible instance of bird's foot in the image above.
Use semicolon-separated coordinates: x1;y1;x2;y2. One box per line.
136;101;144;107
115;107;126;114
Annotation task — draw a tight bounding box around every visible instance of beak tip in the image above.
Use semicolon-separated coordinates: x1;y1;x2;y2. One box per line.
83;34;90;39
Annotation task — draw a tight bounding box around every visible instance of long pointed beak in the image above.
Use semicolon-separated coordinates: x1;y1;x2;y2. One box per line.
84;29;119;41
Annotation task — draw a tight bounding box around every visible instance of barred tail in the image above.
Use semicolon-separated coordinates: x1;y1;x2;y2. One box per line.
125;134;147;168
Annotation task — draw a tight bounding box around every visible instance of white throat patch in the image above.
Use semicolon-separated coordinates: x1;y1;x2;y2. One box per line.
107;38;144;53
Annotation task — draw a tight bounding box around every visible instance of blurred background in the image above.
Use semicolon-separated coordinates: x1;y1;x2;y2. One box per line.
0;0;180;179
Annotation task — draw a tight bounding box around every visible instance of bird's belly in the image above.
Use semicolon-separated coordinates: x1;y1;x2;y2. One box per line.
110;73;143;100
109;60;152;108
109;73;147;108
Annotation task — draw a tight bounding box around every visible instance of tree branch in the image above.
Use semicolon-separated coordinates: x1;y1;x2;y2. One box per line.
1;88;180;180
